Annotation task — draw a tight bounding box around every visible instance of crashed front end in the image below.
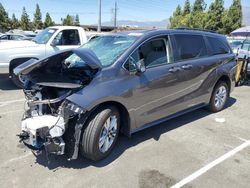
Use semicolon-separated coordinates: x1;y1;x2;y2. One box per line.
19;95;85;158
15;49;101;160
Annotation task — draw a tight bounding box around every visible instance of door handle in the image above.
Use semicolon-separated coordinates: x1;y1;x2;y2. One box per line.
169;67;181;73
181;64;193;70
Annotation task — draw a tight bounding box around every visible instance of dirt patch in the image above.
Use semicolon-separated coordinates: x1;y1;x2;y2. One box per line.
234;159;241;163
139;169;176;188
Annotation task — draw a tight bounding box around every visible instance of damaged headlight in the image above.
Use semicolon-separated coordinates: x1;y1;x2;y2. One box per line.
64;100;86;114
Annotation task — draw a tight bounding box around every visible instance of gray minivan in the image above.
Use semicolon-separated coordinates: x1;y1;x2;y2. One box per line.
16;29;236;161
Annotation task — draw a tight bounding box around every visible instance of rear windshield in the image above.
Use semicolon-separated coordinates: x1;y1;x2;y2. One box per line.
81;35;136;67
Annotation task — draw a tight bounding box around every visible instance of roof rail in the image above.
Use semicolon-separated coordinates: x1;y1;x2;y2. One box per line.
175;27;218;34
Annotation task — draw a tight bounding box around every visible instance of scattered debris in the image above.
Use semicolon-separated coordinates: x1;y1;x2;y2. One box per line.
215;118;226;123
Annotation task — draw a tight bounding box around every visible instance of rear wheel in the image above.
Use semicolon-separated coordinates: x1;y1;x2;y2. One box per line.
208;81;229;112
80;106;120;161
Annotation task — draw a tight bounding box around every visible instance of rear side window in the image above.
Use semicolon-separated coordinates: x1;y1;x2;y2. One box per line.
174;34;207;61
207;36;230;55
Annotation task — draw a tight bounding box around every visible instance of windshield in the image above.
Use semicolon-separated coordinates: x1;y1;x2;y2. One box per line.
82;35;137;67
64;53;87;68
32;28;57;44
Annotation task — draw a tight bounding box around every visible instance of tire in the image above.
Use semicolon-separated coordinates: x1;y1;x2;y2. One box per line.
80;106;120;161
208;81;229;113
10;70;24;88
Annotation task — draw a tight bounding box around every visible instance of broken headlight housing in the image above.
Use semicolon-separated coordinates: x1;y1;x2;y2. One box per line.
63;100;86;115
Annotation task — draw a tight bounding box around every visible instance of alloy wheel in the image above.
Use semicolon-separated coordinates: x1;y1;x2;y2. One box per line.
99;115;118;153
214;85;227;109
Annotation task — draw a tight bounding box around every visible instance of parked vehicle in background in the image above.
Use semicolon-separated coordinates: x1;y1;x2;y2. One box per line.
0;26;88;87
227;36;245;54
237;39;250;75
0;33;29;41
15;29;236;162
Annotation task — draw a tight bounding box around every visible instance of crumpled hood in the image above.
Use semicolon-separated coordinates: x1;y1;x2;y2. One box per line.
14;48;102;76
0;40;40;50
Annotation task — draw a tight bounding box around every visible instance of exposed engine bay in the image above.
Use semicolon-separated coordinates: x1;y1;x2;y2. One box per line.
16;49;100;160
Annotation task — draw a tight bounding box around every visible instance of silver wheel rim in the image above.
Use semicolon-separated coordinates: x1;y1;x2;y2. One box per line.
99;115;118;153
214;85;227;109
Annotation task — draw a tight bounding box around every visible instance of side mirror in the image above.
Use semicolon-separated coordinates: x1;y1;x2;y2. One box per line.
50;39;58;47
135;59;146;73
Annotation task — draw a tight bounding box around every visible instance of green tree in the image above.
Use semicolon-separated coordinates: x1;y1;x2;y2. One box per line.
62;14;74;26
188;0;206;29
20;7;30;30
169;5;183;28
192;0;206;12
33;3;43;29
0;3;10;30
189;11;206;28
204;0;224;33
44;12;54;28
222;0;242;34
174;5;182;16
11;14;19;29
183;0;191;16
74;14;80;26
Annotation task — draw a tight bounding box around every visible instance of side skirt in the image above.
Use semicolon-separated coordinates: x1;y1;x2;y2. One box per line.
130;103;207;135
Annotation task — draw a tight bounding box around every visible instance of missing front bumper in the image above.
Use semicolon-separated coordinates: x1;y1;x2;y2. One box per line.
19;115;66;155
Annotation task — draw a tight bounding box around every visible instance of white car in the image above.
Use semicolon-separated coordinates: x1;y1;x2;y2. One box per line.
0;26;88;87
0;33;30;41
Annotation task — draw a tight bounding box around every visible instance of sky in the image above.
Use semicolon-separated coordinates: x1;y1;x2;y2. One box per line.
1;0;249;25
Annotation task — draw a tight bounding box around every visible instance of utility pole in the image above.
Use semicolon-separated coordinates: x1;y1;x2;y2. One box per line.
97;0;101;32
114;1;117;28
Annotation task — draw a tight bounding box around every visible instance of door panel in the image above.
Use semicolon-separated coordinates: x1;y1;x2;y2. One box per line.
123;37;192;127
131;64;184;127
46;29;81;56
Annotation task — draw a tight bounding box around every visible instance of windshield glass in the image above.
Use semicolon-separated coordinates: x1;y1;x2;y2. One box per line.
64;53;87;68
82;35;137;67
32;28;57;44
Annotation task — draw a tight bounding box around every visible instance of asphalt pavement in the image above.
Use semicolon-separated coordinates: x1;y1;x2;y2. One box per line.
0;73;250;188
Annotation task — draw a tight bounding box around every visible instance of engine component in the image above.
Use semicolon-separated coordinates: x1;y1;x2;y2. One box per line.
21;115;65;137
28;91;71;107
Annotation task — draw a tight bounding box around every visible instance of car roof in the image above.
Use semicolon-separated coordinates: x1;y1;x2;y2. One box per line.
105;29;225;39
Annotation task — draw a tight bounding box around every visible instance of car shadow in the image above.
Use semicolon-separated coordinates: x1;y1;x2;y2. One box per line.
0;73;19;90
35;97;236;170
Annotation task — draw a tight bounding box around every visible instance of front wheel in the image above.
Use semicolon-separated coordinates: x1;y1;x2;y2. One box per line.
80;106;120;161
208;81;229;113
